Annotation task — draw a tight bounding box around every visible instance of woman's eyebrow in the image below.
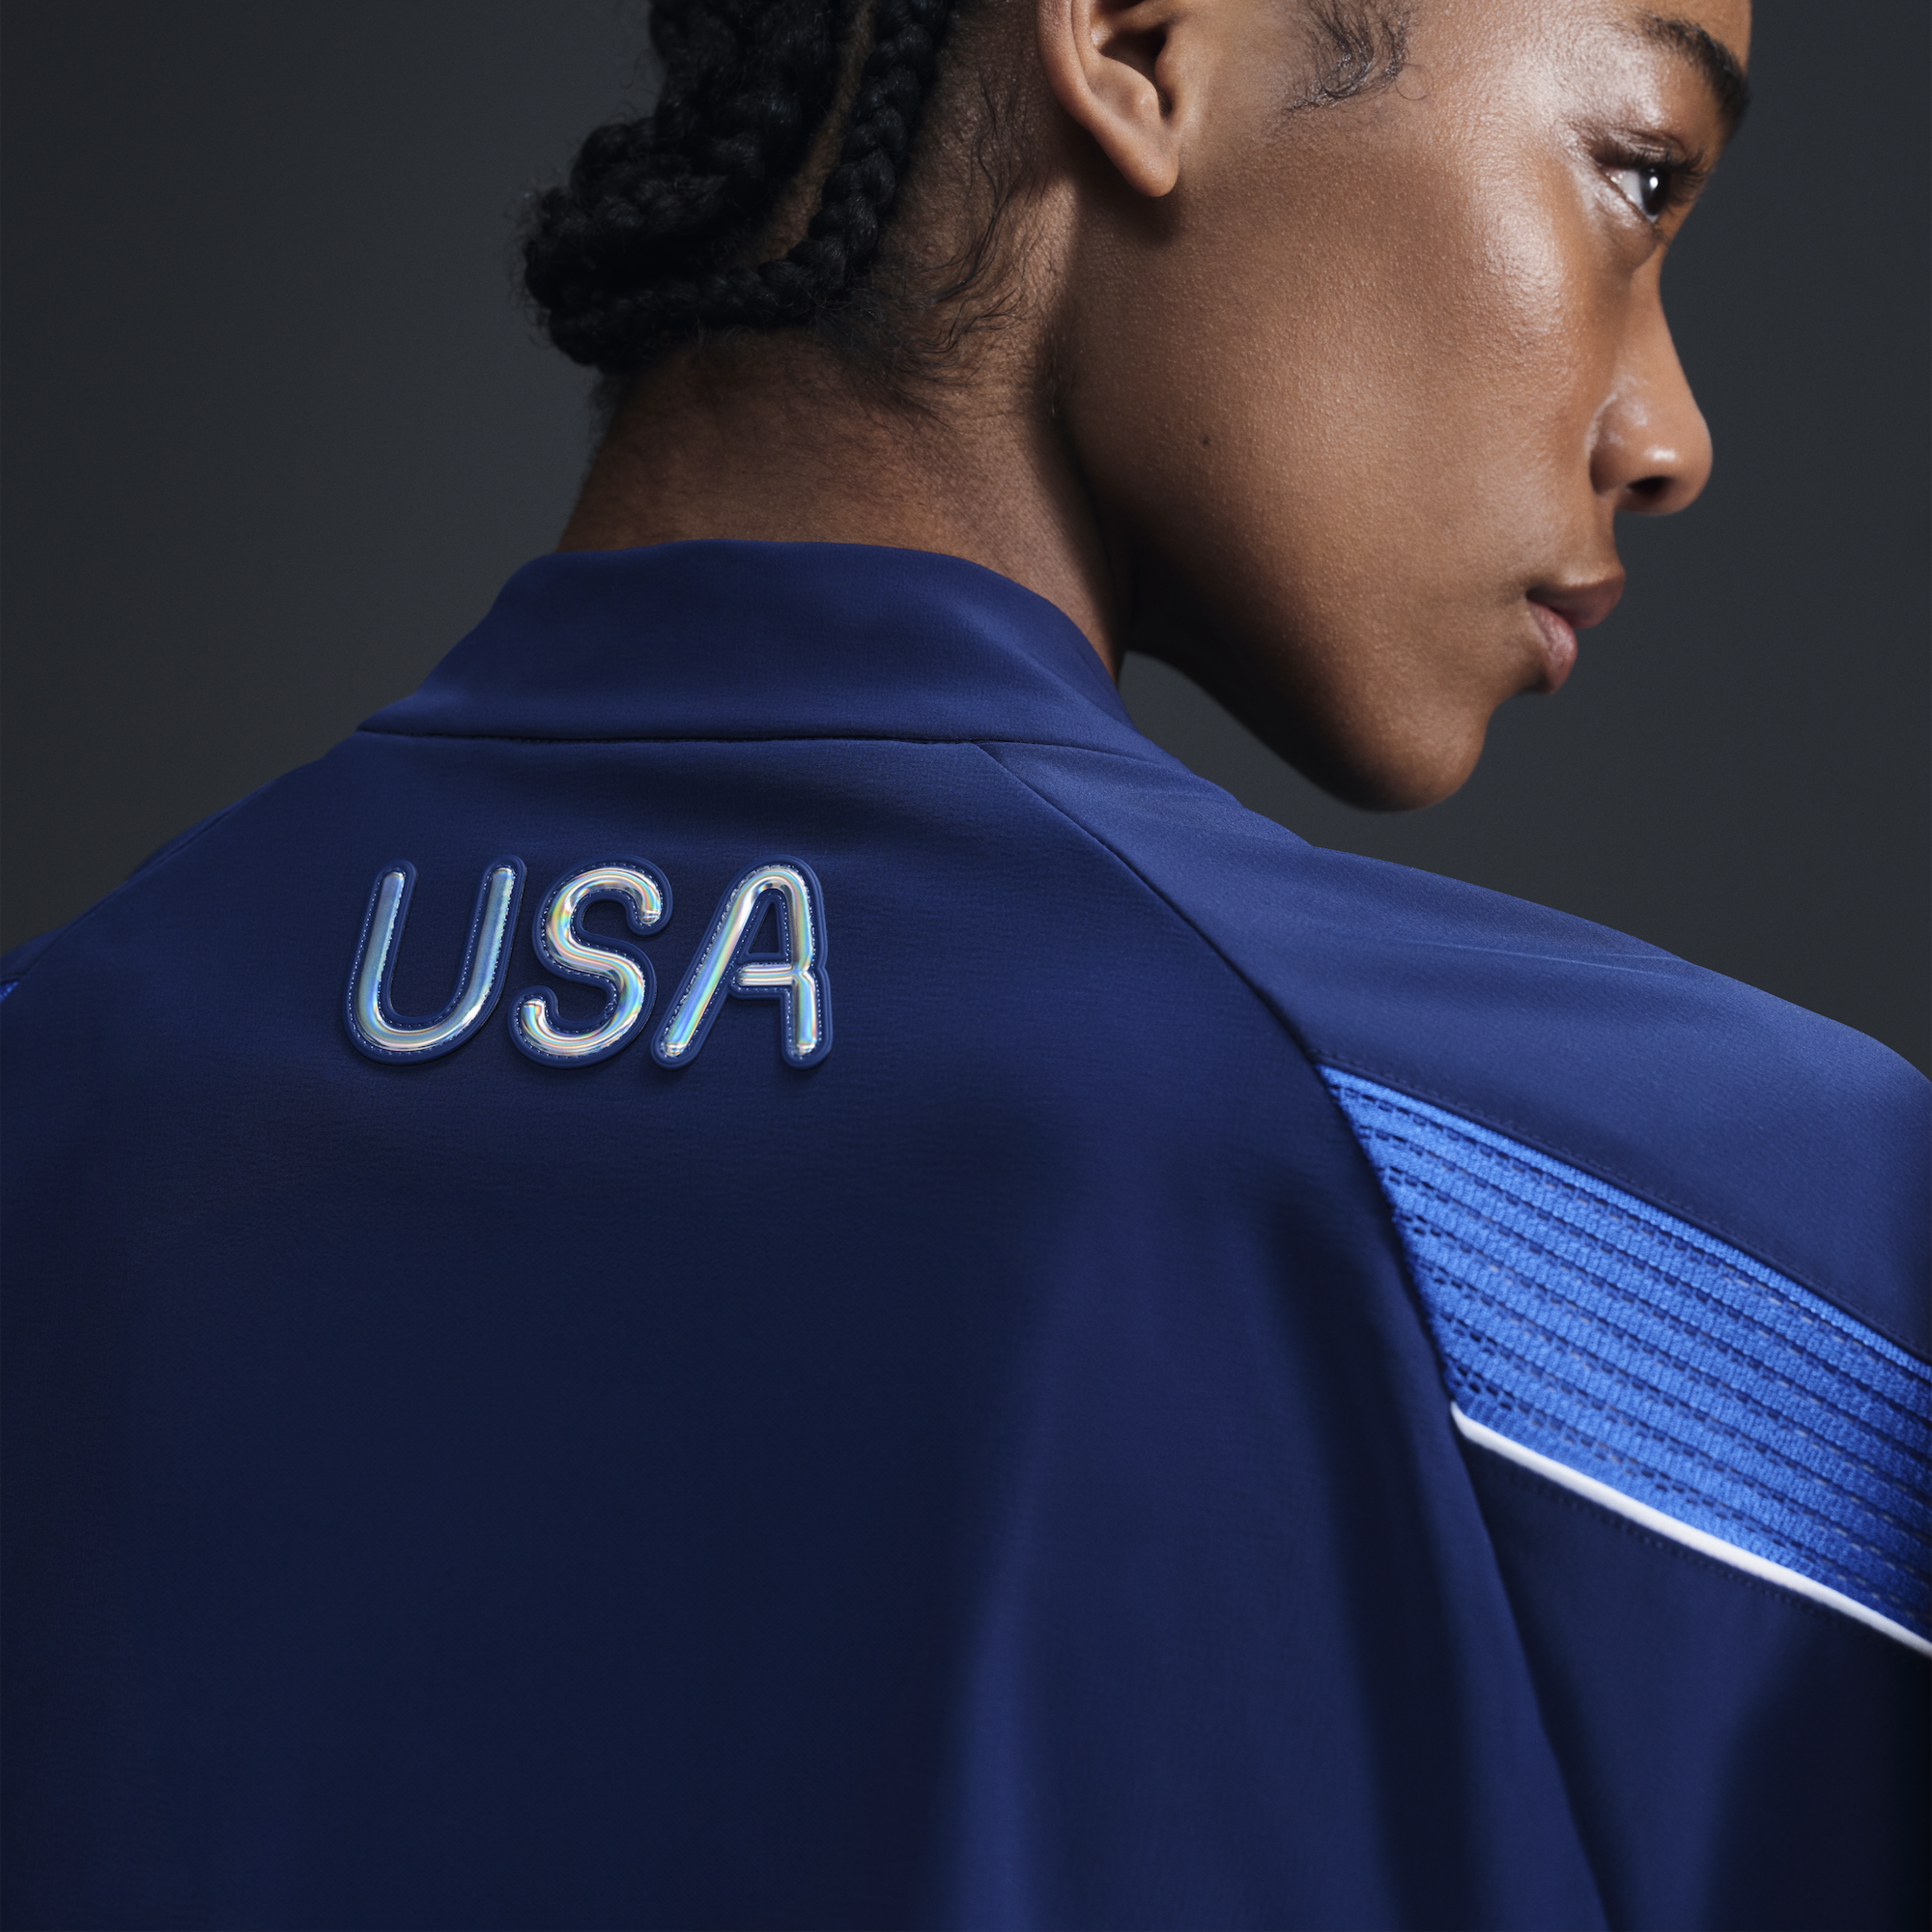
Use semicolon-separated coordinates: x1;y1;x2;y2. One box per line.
1636;12;1751;136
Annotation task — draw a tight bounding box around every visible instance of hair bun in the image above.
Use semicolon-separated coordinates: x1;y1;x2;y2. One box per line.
524;0;960;376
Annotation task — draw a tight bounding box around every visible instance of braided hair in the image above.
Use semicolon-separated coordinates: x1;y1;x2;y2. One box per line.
525;0;966;378
524;0;1413;385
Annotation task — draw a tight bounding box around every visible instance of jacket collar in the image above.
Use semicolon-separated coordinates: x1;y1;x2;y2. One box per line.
362;540;1149;757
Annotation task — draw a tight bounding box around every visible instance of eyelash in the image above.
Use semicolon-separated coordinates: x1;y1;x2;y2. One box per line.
1604;145;1709;226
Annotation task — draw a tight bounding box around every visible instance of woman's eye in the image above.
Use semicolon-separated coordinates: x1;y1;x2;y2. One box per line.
1611;164;1672;223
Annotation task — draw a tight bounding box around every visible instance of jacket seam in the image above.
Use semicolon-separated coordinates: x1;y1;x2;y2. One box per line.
1471;1446;1919;1654
971;742;1614;1917
0;796;256;998
354;724;1166;756
965;742;1332;1077
1311;1049;1928;1367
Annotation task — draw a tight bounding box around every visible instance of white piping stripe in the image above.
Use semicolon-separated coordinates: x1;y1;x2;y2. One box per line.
1450;1404;1932;1658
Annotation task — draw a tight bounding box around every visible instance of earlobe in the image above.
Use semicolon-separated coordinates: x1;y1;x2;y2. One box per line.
1036;0;1193;197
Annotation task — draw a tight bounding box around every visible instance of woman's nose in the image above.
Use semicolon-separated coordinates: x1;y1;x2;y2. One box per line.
1589;290;1714;515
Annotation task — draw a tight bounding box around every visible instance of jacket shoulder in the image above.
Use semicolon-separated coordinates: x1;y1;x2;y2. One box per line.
984;740;1929;1358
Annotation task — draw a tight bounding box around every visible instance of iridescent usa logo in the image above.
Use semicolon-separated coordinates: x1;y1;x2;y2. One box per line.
343;857;832;1071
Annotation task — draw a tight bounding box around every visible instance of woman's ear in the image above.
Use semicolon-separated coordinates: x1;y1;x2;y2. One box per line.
1035;0;1210;197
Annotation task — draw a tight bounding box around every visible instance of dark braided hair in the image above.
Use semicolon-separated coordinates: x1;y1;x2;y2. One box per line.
525;0;964;377
525;0;1415;386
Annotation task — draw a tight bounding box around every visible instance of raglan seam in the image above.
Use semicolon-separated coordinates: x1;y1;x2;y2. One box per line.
353;723;1175;757
1311;1048;1927;1365
0;793;262;1002
970;742;1635;1925
969;737;1741;1237
964;742;1334;1076
1471;1447;1924;1656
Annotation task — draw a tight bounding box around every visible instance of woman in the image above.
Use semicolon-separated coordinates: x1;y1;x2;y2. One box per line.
3;0;1924;1925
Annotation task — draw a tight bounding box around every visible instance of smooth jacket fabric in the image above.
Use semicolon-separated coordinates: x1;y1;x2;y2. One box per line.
3;542;1926;1930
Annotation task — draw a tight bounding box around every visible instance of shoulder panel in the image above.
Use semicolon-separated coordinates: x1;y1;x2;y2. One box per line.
1322;1066;1931;1650
982;742;1931;1359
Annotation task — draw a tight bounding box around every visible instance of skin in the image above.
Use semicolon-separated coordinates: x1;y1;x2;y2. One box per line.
562;0;1750;809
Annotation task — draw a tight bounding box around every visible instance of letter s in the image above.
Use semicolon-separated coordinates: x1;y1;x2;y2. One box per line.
510;860;671;1066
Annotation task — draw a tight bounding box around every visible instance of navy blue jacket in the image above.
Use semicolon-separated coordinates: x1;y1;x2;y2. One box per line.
4;543;1926;1930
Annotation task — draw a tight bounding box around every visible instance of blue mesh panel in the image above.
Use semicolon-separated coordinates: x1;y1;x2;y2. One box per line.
1320;1067;1931;1640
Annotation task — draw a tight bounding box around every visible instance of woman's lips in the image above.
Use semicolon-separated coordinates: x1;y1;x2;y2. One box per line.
1526;577;1625;693
1527;600;1580;690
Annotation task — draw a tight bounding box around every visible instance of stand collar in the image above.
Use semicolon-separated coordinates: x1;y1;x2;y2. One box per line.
363;541;1147;755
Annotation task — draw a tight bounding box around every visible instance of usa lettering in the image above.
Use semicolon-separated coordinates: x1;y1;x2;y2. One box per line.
344;856;833;1070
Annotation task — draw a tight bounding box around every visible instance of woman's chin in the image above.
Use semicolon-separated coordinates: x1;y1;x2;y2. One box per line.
1262;709;1490;815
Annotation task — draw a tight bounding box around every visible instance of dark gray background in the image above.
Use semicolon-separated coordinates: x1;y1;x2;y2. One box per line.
5;2;1927;1070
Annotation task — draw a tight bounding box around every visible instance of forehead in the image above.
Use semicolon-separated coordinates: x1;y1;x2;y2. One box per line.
1540;0;1751;55
1454;0;1752;127
1584;0;1752;78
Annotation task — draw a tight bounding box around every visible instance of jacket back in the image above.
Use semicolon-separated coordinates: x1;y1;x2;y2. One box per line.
4;543;1925;1930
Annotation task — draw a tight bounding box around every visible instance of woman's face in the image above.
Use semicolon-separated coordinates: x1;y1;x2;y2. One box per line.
1060;0;1751;808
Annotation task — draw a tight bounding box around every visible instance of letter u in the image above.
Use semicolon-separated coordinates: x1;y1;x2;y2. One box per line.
345;857;525;1063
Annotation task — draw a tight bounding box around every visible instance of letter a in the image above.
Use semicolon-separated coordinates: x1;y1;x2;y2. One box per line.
653;859;833;1069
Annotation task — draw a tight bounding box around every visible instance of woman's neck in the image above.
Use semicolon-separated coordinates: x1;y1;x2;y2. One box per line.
556;335;1125;676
